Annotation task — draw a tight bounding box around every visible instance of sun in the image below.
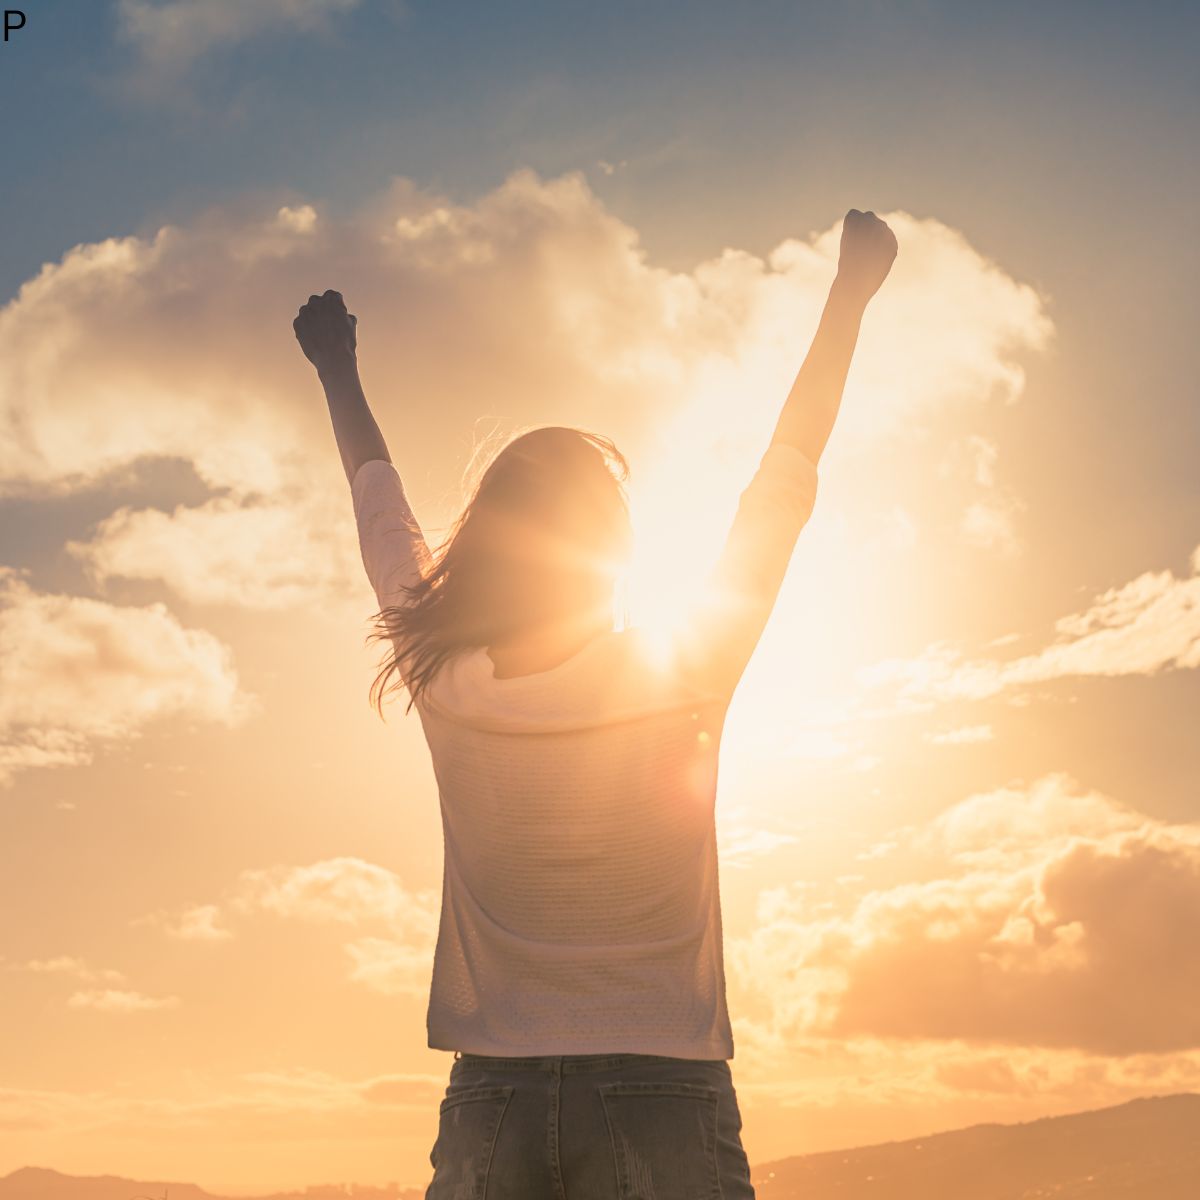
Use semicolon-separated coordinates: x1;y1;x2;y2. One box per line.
615;455;738;668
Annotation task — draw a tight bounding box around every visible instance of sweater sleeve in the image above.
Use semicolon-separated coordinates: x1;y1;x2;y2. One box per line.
351;459;432;675
672;441;819;699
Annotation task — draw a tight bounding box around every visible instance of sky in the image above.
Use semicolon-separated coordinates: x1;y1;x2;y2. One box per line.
1;0;1198;1191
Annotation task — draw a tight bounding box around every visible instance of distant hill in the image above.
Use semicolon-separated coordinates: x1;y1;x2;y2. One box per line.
3;1094;1197;1199
752;1093;1200;1198
0;1172;423;1200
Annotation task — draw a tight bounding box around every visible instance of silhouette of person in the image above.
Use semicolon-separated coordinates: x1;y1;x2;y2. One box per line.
293;208;898;1199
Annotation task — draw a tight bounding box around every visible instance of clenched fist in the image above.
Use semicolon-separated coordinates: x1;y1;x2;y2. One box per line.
293;289;358;374
835;209;898;306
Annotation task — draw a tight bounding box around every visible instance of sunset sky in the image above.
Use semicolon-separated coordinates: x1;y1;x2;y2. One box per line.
2;0;1198;1192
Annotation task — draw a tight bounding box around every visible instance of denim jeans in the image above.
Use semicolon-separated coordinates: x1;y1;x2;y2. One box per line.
425;1051;755;1199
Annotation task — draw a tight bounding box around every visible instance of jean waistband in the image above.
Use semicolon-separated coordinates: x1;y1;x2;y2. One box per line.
453;1051;728;1074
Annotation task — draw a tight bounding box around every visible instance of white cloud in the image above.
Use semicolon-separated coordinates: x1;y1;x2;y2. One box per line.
0;170;1055;796
794;219;1052;445
938;434;1027;554
67;495;364;610
133;902;234;941
731;774;1200;1055
14;956;125;984
718;803;800;869
66;988;180;1013
966;434;999;488
0;219;309;498
344;936;429;998
276;204;318;234
863;543;1200;704
920;772;1143;865
961;494;1024;556
117;0;360;65
1;171;1051;622
160;857;442;996
231;856;438;939
0;568;252;787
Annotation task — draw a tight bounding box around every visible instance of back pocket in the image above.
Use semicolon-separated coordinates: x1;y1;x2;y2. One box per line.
599;1081;722;1200
427;1084;514;1200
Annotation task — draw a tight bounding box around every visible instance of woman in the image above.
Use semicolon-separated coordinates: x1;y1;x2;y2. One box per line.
293;208;897;1200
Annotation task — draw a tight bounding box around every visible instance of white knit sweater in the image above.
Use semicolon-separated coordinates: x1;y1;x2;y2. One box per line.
351;441;819;1059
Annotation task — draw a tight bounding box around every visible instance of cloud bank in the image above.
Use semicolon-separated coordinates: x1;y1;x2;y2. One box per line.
862;543;1200;705
731;774;1200;1056
0;568;250;786
1;171;1051;603
0;170;1051;782
141;856;441;998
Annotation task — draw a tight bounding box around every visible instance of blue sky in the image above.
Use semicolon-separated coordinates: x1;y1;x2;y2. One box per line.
6;2;1199;279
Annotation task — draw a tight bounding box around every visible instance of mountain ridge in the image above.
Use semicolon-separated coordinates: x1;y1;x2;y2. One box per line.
752;1092;1200;1198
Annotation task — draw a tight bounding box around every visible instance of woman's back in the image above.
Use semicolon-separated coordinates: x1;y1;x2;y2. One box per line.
415;629;733;1056
422;645;725;945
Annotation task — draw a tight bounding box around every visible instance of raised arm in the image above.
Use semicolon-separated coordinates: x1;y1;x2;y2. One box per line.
771;209;898;462
673;209;897;700
293;289;391;488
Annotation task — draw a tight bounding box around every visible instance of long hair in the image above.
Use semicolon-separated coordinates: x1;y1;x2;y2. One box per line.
367;425;633;716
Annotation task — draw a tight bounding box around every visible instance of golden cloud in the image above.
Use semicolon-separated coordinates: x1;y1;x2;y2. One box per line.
2;171;1051;615
730;774;1200;1055
65;988;180;1013
146;857;442;996
0;169;1054;798
0;568;251;786
862;543;1200;704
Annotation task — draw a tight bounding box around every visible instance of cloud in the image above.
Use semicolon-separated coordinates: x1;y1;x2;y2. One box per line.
12;956;125;984
275;203;318;234
67;494;364;610
920;773;1142;865
66;988;180;1013
150;857;441;995
0;215;314;497
961;495;1025;556
925;723;994;745
230;858;439;995
937;433;1027;555
117;0;360;66
862;543;1200;705
728;1030;1200;1136
1;171;1051;623
359;1071;452;1106
791;222;1052;445
343;936;430;998
0;171;1053;792
731;774;1200;1055
231;856;438;936
132;902;233;941
0;568;252;786
718;802;800;869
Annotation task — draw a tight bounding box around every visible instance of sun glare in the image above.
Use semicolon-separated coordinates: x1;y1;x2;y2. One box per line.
621;477;719;663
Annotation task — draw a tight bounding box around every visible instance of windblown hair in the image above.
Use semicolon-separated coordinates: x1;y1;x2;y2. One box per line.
367;425;633;716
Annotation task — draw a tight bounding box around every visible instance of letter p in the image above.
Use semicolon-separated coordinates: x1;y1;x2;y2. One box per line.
4;10;25;41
